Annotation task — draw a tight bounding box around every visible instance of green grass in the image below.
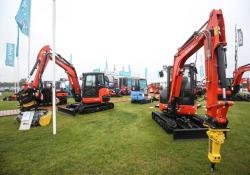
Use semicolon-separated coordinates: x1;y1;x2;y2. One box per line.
0;91;14;100
0;92;18;110
0;98;250;175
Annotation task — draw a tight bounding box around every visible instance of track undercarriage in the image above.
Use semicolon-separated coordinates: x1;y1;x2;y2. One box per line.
152;111;208;140
58;102;114;116
231;93;250;101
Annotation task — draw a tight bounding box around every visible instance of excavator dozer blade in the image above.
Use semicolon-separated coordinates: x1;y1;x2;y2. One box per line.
58;106;76;116
152;111;208;140
173;128;208;140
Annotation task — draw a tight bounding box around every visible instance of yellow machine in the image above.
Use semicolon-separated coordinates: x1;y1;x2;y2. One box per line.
39;111;52;126
207;128;230;172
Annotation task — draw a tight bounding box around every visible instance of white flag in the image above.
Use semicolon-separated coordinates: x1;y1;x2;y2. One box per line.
237;29;243;47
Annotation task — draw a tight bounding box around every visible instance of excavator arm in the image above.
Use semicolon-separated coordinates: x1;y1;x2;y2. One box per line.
167;9;232;171
29;45;81;102
231;63;250;94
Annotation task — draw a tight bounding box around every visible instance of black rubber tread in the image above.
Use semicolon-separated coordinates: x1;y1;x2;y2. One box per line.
58;97;67;105
59;102;115;115
152;112;177;133
152;111;213;140
79;102;114;114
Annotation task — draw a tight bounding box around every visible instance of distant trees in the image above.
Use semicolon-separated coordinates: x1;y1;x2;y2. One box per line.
0;78;27;88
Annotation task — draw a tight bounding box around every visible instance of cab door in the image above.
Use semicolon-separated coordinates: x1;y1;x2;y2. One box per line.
82;74;98;98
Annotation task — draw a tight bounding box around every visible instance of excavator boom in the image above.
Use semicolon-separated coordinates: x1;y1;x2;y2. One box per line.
18;45;81;111
231;63;250;92
29;45;81;102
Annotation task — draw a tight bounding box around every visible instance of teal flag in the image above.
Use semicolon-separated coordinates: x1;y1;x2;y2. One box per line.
15;0;31;36
199;57;204;78
69;54;72;64
15;0;31;57
6;43;15;67
93;68;101;72
105;60;108;70
200;65;204;78
145;68;148;79
119;71;130;77
128;65;131;73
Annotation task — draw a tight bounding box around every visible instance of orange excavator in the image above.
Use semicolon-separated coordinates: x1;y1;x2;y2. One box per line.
18;45;114;115
152;9;233;172
17;45;78;111
228;64;250;101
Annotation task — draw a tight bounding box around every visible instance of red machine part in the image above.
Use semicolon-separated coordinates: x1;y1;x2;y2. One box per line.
159;103;196;115
247;78;250;92
83;88;110;104
148;83;160;100
29;45;81;101
162;9;233;126
231;64;250;91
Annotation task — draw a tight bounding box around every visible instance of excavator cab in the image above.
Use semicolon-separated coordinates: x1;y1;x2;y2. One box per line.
159;64;197;111
82;73;108;98
153;63;207;139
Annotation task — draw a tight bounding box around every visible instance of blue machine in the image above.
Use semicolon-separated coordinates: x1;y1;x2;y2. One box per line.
131;78;151;104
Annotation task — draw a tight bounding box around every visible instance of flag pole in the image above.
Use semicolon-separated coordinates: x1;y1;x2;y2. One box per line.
234;24;238;72
27;0;31;77
16;27;20;92
52;0;56;135
17;55;20;91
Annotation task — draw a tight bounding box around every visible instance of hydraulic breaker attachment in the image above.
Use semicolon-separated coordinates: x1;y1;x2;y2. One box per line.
207;128;230;173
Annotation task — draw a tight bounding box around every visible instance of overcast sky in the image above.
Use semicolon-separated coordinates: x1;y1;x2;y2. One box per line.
0;0;249;83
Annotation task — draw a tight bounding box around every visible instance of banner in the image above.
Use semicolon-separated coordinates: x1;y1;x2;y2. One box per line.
69;54;72;64
6;43;15;67
15;0;31;36
199;56;204;78
237;29;243;47
105;60;108;70
145;68;148;79
119;71;130;77
15;0;31;57
128;64;131;74
93;68;101;72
